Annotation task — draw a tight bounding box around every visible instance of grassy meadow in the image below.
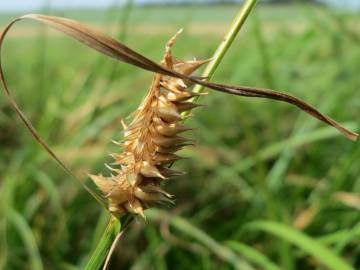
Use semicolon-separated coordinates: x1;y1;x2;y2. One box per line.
1;3;360;269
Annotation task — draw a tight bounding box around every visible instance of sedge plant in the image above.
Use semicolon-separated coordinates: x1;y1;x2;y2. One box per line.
0;1;358;269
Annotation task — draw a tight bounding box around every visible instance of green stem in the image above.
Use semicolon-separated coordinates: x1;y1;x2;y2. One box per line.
191;0;258;96
84;216;121;270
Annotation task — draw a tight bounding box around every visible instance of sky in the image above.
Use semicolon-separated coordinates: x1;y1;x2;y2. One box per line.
0;0;122;11
0;0;359;12
0;0;157;11
0;0;218;12
320;0;360;9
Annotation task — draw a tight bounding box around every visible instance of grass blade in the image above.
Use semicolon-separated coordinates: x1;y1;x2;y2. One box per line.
226;241;281;270
147;209;254;270
248;220;354;270
235;122;357;173
6;209;44;270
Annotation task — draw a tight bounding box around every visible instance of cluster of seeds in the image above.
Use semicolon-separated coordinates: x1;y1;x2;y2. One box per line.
90;31;208;217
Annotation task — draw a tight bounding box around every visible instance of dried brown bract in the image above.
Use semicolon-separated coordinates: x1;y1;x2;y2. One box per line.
90;31;208;217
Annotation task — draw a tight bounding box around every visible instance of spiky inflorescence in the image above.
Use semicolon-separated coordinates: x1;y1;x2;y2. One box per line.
90;31;208;218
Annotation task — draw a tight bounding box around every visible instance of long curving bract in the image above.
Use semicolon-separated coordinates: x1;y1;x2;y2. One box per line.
0;15;357;210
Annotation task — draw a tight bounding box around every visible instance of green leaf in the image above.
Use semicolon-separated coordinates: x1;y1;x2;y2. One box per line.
147;209;255;270
226;241;281;270
248;220;354;270
6;209;44;270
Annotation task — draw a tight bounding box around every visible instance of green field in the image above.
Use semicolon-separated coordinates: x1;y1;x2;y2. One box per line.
1;3;360;270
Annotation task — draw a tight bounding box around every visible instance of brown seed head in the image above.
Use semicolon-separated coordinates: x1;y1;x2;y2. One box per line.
90;31;207;217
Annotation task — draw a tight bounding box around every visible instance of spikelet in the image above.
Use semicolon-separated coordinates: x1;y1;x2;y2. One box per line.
89;30;208;217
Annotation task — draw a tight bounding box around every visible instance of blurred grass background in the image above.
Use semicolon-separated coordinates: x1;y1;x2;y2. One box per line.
1;1;360;269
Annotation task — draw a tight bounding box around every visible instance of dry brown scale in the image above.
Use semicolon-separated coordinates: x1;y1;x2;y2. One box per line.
90;31;209;217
